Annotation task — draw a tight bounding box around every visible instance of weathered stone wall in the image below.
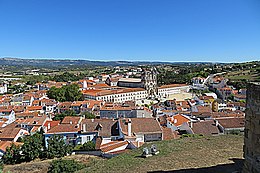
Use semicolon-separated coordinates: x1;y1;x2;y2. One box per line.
243;83;260;173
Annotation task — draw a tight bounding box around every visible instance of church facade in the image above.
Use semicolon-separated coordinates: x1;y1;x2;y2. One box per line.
115;67;159;98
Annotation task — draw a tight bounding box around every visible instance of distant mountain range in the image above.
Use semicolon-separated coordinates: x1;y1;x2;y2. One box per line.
0;57;217;67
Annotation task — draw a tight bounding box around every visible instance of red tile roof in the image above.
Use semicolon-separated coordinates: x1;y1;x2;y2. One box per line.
120;118;162;136
45;124;80;134
216;117;245;129
61;116;82;124
192;120;219;136
100;141;129;153
167;114;190;127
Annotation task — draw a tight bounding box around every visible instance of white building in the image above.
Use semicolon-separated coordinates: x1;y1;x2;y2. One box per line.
0;84;7;94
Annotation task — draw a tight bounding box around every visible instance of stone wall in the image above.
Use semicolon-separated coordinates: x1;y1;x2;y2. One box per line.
243;82;260;173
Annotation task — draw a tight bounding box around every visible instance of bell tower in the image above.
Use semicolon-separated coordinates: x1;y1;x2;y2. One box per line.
141;67;158;98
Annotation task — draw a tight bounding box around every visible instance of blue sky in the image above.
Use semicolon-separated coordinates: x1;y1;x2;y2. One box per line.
0;0;260;62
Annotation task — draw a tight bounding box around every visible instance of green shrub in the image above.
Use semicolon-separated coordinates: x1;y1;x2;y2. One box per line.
48;159;85;173
80;141;96;151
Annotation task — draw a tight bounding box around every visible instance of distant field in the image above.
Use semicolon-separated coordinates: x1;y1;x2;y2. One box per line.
224;69;260;81
3;135;244;173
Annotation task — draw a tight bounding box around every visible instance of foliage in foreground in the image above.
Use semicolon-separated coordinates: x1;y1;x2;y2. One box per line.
2;133;72;165
46;135;72;159
47;159;85;173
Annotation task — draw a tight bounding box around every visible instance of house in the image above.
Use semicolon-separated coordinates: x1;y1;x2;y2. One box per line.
230;102;246;111
44;123;81;146
0;84;7;94
16;112;39;119
26;106;43;114
199;96;215;106
15;115;48;134
44;118;122;147
61;116;83;125
218;87;233;100
40;98;57;114
216;117;245;134
105;77;120;87
212;111;245;119
191;120;220;136
57;102;72;114
100;103;152;119
162;127;179;140
0;124;29;142
22;95;34;106
0;110;16;127
43;120;60;132
80;119;123;145
203;92;218;99
71;101;83;114
119;118;162;142
166;114;191;131
191;105;212;119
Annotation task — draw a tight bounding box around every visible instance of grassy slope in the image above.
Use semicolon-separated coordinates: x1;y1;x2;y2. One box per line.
3;155;94;173
3;135;243;173
82;135;243;173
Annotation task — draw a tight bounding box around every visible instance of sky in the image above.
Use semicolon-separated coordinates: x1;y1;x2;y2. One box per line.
0;0;260;62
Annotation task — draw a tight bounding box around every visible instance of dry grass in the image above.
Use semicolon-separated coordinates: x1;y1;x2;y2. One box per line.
3;155;98;173
3;135;244;173
83;135;244;173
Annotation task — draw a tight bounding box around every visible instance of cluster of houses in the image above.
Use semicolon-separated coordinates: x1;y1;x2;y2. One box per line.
0;70;247;158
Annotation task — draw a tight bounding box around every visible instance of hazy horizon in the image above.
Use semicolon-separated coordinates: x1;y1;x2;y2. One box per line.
1;0;260;62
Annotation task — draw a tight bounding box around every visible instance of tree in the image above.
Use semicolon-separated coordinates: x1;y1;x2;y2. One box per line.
46;135;72;159
47;86;66;102
64;84;83;101
53;110;77;121
80;141;95;151
52;72;81;82
47;84;83;102
2;143;22;164
81;111;95;119
20;132;44;162
48;159;85;173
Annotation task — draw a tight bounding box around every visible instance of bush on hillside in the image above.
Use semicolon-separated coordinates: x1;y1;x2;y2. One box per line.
47;159;85;173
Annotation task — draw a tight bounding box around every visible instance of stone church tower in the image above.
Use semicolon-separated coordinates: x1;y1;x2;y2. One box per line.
141;67;158;98
243;82;260;173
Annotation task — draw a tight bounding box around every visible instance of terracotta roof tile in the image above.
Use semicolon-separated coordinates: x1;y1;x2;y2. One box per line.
192;120;219;136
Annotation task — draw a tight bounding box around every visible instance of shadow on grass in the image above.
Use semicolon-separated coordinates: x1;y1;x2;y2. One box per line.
148;158;243;173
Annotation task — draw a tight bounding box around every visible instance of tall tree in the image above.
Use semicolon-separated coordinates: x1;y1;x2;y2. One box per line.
21;132;44;162
46;135;72;159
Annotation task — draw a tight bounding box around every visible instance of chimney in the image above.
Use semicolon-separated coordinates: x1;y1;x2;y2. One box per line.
128;118;132;137
47;123;51;130
215;120;219;127
83;80;88;89
82;124;87;132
